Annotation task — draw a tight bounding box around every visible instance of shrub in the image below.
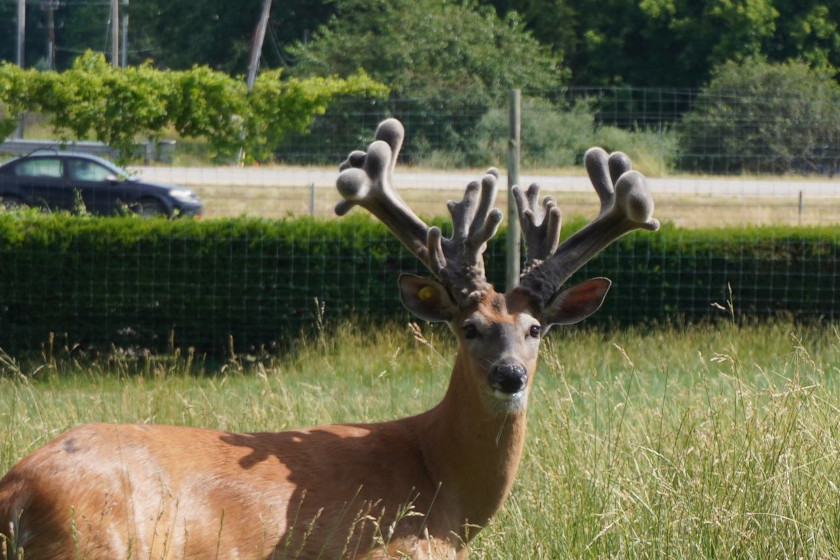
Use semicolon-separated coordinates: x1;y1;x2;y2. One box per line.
0;63;39;140
677;59;840;175
468;97;677;174
0;51;388;164
1;213;838;355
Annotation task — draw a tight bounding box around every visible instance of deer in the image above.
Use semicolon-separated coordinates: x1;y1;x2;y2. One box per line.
0;118;658;560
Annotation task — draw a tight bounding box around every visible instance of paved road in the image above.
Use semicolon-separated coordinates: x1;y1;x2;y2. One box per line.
138;166;840;197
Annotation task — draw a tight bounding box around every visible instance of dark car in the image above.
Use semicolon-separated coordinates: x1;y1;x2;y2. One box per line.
0;152;203;217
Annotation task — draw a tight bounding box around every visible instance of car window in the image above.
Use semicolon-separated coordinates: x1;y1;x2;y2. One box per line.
14;158;63;178
66;159;112;182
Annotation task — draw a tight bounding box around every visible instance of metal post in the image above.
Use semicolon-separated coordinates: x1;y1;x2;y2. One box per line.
45;0;58;70
246;0;272;90
310;183;316;216
239;0;273;164
15;0;26;139
120;0;129;69
111;0;119;67
16;0;25;68
798;191;804;226
506;88;522;291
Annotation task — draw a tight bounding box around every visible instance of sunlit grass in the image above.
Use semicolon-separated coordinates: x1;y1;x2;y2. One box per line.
3;320;840;558
185;182;840;228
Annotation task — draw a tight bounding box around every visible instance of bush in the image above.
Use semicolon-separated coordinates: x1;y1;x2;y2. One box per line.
468;97;678;174
0;52;388;164
0;213;838;355
677;59;840;175
0;64;39;140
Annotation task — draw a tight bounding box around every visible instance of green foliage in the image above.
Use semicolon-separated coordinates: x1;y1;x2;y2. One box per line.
245;69;387;161
766;0;840;72
469;97;677;173
291;0;564;100
3;0;839;93
0;212;839;354
486;0;840;88
163;64;248;161
33;53;172;159
677;58;840;174
471;98;597;168
289;0;565;160
0;51;388;163
123;1;338;74
0;63;38;140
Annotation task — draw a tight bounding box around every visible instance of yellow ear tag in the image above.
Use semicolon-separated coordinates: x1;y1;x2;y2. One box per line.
419;286;436;301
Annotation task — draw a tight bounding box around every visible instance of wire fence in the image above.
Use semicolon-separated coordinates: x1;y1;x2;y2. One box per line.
1;88;840;353
136;87;840;228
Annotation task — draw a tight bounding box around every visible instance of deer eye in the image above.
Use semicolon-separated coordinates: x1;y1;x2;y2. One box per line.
462;324;479;340
528;325;541;338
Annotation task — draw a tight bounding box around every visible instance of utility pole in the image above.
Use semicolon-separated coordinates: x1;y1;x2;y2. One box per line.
246;0;272;90
43;0;59;70
120;0;129;68
15;0;26;139
239;0;272;163
16;0;25;68
111;0;119;67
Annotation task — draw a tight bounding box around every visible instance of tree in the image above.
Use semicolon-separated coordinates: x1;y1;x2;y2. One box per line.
1;51;387;162
549;0;779;87
287;0;565;160
0;0;338;73
484;0;840;88
449;0;581;63
677;58;840;174
125;0;337;73
766;0;840;71
290;0;564;98
0;63;38;139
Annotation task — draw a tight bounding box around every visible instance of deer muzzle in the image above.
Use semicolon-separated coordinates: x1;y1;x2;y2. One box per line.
489;363;528;397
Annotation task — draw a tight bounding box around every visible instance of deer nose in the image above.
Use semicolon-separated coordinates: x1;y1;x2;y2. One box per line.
489;363;528;395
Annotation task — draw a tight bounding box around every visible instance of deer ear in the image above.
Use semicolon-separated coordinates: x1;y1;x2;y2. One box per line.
542;278;611;327
399;274;458;322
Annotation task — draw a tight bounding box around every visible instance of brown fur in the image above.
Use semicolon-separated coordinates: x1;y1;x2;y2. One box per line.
0;290;555;560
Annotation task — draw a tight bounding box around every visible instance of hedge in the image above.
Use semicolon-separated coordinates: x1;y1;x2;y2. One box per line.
0;213;837;354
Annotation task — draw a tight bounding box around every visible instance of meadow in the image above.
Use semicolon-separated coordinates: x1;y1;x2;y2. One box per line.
3;319;840;558
189;183;840;228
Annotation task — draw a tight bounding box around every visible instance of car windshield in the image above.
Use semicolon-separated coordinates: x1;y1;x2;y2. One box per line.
94;159;135;180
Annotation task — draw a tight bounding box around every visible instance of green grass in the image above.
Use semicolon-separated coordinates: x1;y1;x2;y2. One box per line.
3;320;840;558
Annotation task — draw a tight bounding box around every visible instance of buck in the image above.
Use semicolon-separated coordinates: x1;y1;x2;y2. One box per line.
0;118;658;560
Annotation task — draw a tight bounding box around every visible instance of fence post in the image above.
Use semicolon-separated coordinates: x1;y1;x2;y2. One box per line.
798;191;803;226
506;88;522;291
310;183;316;216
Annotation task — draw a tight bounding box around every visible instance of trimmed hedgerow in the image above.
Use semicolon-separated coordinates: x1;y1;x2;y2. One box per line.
0;213;837;354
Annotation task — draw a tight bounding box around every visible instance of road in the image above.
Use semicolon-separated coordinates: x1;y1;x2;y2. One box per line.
137;166;840;198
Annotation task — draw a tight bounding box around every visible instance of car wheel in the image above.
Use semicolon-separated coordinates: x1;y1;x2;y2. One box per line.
138;198;169;218
0;195;26;211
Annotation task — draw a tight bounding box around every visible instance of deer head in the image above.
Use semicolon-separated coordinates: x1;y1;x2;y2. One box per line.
337;118;659;416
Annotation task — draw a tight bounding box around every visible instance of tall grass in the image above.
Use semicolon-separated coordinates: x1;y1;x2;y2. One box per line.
2;320;840;558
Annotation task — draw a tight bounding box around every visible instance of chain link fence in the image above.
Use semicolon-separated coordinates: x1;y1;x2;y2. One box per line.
137;87;840;228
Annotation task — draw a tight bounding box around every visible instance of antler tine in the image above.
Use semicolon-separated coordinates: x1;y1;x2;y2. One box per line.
336;118;433;268
517;147;659;307
336;120;504;305
512;183;561;271
430;170;504;303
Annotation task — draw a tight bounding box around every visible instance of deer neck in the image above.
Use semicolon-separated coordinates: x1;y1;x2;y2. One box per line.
413;350;529;529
